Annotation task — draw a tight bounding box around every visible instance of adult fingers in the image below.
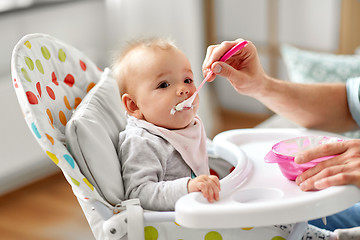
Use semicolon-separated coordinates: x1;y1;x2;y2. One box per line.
296;154;343;184
203;45;217;73
203;40;244;74
297;162;346;191
295;141;347;164
297;159;360;191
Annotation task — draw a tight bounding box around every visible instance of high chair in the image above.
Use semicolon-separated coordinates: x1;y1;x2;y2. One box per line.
11;33;360;240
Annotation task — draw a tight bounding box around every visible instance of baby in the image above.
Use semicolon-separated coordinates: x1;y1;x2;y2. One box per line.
112;38;220;211
112;37;339;240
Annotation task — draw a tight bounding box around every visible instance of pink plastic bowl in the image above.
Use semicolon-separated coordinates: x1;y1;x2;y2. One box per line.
264;136;343;180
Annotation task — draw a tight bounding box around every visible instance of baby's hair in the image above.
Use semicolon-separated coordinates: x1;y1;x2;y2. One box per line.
112;37;178;96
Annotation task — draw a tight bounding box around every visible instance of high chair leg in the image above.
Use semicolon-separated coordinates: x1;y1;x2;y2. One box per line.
287;222;307;240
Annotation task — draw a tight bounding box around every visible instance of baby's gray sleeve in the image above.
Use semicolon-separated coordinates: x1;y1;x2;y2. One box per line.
346;77;360;127
119;134;190;211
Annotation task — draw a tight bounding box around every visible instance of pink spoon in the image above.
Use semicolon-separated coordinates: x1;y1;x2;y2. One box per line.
171;40;248;114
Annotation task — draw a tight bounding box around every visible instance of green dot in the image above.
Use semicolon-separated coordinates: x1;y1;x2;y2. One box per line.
272;237;286;240
144;226;158;240
41;46;51;60
58;48;66;62
36;59;44;74
25;56;34;70
204;231;222;240
21;68;31;82
70;176;80;186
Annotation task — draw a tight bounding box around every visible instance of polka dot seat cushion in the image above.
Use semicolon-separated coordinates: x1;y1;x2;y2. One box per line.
11;33;105;201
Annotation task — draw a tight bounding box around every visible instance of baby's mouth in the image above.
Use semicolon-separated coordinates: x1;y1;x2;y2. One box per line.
170;101;193;115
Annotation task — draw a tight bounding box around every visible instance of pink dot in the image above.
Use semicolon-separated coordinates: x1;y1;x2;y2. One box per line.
210;169;219;178
26;91;38;104
64;74;75;87
36;82;42;97
52;72;59;86
79;60;87;71
46;86;55;100
13;79;18;88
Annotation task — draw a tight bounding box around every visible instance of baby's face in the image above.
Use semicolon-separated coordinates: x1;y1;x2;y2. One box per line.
126;47;199;129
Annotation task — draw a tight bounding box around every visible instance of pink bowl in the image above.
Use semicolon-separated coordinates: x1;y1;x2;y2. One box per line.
264;136;343;180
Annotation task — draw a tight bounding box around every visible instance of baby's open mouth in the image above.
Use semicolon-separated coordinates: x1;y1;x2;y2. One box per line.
170;102;193;115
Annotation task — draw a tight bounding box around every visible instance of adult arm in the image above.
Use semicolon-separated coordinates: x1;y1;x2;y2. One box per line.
202;39;357;132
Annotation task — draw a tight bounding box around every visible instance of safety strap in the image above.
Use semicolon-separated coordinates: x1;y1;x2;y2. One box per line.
103;199;145;240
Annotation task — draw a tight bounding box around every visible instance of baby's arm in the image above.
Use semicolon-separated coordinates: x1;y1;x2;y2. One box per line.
119;132;190;211
188;175;221;203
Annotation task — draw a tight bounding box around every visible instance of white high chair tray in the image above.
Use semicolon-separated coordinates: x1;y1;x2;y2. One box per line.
175;128;360;229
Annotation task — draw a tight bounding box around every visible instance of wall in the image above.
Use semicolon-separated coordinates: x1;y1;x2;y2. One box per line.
0;0;345;194
213;0;342;113
0;0;107;195
0;0;209;194
104;0;212;132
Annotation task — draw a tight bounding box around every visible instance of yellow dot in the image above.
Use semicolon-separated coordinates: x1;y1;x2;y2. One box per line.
144;226;158;240
83;178;94;191
272;237;286;240
46;151;59;164
241;227;253;231
204;231;222;240
24;41;31;48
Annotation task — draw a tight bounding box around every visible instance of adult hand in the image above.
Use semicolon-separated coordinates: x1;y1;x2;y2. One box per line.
295;139;360;191
188;175;221;203
202;39;268;98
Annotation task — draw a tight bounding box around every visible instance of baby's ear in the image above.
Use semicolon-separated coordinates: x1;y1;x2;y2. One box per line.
122;94;143;119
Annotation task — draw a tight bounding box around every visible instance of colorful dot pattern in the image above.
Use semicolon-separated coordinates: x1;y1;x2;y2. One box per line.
143;222;289;239
11;34;290;239
11;34;102;201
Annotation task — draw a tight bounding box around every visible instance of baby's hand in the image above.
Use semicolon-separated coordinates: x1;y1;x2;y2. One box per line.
188;175;221;203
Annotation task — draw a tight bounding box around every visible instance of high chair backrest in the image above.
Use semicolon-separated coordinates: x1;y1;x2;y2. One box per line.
11;33;125;206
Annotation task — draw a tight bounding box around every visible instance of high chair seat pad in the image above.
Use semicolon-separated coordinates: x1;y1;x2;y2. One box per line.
66;69;127;205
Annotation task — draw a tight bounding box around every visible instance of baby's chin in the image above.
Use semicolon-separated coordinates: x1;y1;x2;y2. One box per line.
166;117;195;130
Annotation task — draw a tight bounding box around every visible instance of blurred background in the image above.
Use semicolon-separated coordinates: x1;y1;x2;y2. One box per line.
0;0;359;239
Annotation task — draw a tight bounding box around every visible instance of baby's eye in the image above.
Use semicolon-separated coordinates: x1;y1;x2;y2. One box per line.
158;82;170;89
184;78;193;84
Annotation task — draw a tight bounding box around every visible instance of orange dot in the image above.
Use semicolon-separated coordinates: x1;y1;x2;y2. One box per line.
86;82;96;93
74;97;82;109
46;108;53;125
59;111;67;126
45;133;54;145
64;96;72;110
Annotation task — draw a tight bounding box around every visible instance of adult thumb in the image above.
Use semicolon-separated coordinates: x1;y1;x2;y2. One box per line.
212;62;234;79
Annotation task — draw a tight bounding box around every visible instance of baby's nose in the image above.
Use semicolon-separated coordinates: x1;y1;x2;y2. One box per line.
178;88;190;95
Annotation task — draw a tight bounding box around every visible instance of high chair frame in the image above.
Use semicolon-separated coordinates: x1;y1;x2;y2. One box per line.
11;33;360;240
